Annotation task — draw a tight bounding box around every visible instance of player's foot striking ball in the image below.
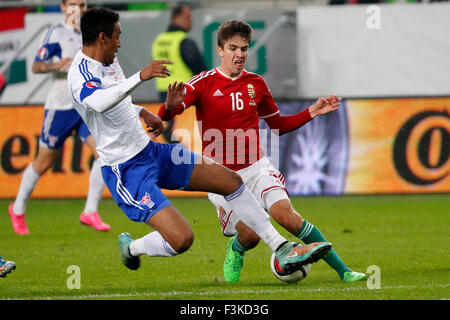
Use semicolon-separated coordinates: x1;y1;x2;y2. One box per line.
275;241;332;274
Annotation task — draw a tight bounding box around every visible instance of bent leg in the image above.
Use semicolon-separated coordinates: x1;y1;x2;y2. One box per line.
129;205;194;257
186;157;286;252
186;157;242;195
269;197;353;280
269;199;304;235
235;221;260;250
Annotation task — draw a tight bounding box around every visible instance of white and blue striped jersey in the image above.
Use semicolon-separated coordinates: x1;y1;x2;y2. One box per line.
35;22;82;110
67;50;149;166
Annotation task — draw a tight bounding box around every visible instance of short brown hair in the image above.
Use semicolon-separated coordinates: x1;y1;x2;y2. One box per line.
217;20;252;48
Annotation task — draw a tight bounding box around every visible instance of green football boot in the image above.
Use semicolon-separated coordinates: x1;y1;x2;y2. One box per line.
342;271;367;282
275;241;332;274
118;232;140;271
223;237;244;283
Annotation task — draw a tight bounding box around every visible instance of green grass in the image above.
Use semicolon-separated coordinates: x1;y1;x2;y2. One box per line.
1;194;449;300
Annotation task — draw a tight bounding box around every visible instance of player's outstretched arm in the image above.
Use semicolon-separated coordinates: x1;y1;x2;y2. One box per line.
76;61;173;113
264;94;341;136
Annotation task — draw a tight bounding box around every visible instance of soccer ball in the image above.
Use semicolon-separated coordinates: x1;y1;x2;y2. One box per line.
270;252;311;283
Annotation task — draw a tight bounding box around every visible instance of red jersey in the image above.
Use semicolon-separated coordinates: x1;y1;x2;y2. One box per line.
162;68;281;171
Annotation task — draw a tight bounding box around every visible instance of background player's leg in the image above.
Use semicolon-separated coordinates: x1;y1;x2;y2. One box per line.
82;160;104;214
12;146;58;214
129;204;194;257
9;146;58;234
79;134;110;231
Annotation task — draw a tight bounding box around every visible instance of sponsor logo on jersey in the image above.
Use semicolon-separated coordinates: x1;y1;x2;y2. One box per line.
139;192;155;210
37;47;49;60
85;80;100;89
213;89;224;97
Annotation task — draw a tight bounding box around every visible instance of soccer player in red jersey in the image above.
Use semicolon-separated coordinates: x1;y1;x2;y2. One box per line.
159;20;366;283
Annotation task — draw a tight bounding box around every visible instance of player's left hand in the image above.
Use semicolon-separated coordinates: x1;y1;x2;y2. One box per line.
165;81;186;110
140;108;164;137
309;94;342;118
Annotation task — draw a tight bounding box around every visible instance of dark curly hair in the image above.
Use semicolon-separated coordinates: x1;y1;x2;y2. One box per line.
81;7;119;46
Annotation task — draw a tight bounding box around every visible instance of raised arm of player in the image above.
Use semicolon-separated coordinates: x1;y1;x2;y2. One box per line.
79;60;172;113
263;95;341;136
158;81;197;121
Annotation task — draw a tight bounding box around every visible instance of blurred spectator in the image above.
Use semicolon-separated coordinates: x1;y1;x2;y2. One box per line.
152;2;205;102
152;2;206;143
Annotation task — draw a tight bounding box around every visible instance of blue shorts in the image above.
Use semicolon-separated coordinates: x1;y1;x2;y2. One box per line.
40;109;91;149
101;141;199;223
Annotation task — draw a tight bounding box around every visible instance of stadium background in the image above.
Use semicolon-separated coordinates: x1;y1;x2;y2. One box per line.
0;0;449;199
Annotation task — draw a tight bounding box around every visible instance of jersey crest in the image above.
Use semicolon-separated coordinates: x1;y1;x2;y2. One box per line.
37;47;49;60
139;192;155;210
85;80;100;89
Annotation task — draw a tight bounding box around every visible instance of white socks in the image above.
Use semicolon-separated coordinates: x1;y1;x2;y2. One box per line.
13;160;104;216
83;160;105;214
128;185;285;258
13;163;40;215
224;184;286;252
129;231;178;257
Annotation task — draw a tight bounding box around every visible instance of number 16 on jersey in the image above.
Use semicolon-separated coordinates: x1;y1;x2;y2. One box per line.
230;92;244;111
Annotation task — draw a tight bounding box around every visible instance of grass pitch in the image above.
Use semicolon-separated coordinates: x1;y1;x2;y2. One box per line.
1;194;449;300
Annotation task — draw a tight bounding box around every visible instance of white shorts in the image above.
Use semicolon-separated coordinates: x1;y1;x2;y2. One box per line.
208;157;289;236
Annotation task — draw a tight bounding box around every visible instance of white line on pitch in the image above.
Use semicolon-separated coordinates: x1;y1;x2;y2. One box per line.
4;283;449;300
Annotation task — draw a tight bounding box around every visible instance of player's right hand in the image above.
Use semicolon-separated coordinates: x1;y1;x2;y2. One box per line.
309;94;341;118
140;60;173;81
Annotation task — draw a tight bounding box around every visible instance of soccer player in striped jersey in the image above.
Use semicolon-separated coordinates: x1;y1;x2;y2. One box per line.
158;20;366;282
8;0;110;234
67;7;332;276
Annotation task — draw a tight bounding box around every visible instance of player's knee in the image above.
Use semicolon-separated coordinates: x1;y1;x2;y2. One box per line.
32;158;52;175
227;171;244;193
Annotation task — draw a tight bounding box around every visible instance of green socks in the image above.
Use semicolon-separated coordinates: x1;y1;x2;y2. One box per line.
297;220;351;280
